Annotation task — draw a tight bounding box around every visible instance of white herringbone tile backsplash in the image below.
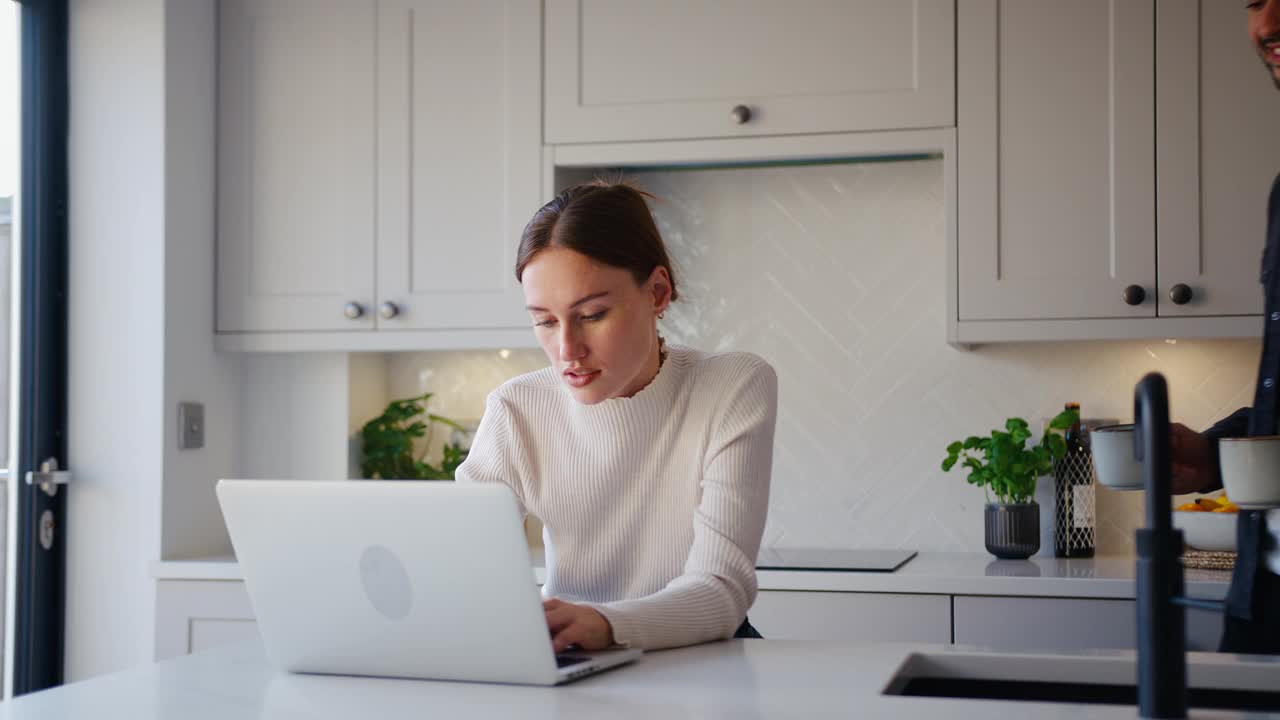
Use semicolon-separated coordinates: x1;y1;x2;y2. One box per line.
387;159;1262;556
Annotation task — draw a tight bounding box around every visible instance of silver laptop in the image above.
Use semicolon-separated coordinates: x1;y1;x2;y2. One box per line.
216;479;642;685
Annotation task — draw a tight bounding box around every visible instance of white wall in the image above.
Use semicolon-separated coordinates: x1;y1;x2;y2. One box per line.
348;354;390;479
161;0;244;562
381;350;548;463
386;160;1263;556
238;353;351;483
67;0;166;682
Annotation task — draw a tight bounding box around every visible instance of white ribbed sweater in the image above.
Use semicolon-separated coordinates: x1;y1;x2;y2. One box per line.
456;345;777;650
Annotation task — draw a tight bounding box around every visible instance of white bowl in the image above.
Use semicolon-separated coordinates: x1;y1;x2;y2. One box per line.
1172;511;1238;553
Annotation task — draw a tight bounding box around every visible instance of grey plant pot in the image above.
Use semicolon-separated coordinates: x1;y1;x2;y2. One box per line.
985;502;1040;559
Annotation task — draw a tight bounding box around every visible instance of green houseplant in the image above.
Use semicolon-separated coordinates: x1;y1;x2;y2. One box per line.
360;393;469;480
942;407;1079;558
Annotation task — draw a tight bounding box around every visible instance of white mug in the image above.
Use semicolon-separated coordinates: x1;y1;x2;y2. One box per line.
1218;436;1280;509
1090;424;1143;491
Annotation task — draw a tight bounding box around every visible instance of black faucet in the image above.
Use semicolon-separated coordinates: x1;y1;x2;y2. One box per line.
1133;373;1227;719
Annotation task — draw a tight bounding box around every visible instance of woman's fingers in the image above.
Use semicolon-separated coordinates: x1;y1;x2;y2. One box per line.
542;598;614;652
545;605;576;634
552;624;586;653
547;606;590;652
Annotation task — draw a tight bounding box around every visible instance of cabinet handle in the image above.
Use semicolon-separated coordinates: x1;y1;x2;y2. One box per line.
379;302;400;320
1123;285;1146;306
343;302;365;320
1169;284;1193;305
730;105;752;125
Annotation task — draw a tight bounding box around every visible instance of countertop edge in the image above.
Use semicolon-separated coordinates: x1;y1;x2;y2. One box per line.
151;551;1233;599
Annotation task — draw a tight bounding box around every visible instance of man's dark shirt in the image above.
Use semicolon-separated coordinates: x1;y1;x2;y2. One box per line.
1204;173;1280;619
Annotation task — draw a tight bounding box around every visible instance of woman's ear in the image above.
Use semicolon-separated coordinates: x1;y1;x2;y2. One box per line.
647;266;673;316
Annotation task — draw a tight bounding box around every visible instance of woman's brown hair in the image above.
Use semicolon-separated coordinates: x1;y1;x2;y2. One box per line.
515;180;679;302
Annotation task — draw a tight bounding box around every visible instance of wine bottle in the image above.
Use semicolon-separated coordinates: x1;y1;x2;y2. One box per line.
1054;402;1097;558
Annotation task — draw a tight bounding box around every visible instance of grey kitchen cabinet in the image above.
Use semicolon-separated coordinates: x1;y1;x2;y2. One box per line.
373;0;541;333
952;595;1224;653
748;591;951;643
957;0;1156;323
217;0;378;334
544;0;955;144
954;0;1273;342
155;580;258;660
1156;0;1280;318
217;0;540;344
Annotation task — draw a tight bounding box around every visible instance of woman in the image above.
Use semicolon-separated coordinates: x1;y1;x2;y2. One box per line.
455;181;778;652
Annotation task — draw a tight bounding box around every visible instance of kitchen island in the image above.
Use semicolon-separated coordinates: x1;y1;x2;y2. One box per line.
3;638;1278;719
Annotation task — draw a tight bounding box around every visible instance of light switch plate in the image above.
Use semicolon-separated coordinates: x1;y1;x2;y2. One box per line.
178;402;204;449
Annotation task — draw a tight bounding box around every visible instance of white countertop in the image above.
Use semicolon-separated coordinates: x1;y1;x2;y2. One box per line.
4;639;1277;719
756;552;1232;599
152;551;1233;599
150;553;240;580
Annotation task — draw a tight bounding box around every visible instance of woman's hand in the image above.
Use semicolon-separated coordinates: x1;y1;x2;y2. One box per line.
1170;422;1215;495
543;598;615;652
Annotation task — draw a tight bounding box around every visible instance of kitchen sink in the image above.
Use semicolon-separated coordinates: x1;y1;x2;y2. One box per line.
895;677;1280;711
882;651;1280;712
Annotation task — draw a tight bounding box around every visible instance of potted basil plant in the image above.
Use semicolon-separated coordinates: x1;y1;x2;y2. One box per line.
942;408;1079;559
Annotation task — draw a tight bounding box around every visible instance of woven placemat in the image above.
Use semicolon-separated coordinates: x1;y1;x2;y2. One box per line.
1182;549;1236;571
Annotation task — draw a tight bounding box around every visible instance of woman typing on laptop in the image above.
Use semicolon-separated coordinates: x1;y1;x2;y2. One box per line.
455;181;778;653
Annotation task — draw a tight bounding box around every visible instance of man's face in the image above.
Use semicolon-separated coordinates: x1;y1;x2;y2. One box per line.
1249;0;1280;89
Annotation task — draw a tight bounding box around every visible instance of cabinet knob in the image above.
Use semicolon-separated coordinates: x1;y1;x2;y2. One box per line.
730;104;752;125
343;302;365;320
379;302;400;320
1123;285;1146;306
1169;283;1193;305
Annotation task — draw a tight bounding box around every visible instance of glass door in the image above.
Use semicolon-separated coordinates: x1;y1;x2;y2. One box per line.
6;0;69;697
0;0;15;698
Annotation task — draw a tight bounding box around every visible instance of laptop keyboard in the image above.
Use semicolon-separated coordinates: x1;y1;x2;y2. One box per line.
556;654;590;668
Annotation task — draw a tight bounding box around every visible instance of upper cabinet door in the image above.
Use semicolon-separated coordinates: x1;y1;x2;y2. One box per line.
375;0;541;331
217;0;377;333
957;0;1156;321
544;0;955;144
1156;0;1276;318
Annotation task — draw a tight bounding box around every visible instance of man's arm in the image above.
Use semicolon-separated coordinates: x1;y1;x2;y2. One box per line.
1205;407;1252;443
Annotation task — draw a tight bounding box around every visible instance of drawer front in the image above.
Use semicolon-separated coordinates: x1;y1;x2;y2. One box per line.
953;596;1224;653
156;580;258;660
954;596;1133;652
749;591;951;643
190;618;260;655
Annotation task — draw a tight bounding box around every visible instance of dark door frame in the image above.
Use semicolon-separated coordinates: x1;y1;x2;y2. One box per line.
14;0;70;696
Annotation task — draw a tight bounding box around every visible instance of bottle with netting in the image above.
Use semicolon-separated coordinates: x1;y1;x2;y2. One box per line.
1053;402;1096;558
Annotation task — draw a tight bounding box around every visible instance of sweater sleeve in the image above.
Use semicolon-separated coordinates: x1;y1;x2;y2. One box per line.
1206;407;1253;443
454;392;529;517
585;359;778;650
